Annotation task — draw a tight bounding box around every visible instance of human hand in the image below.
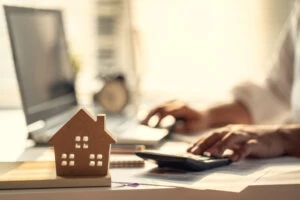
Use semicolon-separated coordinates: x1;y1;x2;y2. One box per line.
187;125;287;162
141;100;209;133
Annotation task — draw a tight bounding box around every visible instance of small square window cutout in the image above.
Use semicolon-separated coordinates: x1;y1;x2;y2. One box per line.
75;136;81;141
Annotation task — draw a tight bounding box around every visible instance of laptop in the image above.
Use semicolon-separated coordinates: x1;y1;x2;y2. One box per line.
4;5;170;146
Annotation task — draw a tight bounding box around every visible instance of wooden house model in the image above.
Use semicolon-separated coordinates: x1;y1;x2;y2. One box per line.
49;109;116;177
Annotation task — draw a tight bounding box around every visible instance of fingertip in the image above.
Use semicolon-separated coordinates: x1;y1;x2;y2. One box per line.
140;119;147;125
191;145;206;155
204;146;222;157
188;145;198;154
189;147;197;154
238;149;249;161
203;151;211;157
230;154;240;162
238;140;256;160
140;114;152;126
147;115;161;127
187;144;195;152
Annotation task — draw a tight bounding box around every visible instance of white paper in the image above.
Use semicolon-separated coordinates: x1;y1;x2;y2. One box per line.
111;159;271;192
111;141;300;192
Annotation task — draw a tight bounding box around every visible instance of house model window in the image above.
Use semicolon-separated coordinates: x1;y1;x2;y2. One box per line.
89;153;103;167
61;153;75;166
75;136;89;149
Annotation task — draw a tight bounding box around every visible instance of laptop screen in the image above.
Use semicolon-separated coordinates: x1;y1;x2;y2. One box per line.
4;6;77;125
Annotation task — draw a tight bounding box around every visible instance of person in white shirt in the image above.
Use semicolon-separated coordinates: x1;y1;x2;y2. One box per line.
141;2;300;162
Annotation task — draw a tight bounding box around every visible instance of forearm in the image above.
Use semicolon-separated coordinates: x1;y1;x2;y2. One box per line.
278;124;300;157
204;100;253;128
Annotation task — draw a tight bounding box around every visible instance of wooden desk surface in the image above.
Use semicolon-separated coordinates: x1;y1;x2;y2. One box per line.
0;182;299;200
0;155;299;200
0;110;299;199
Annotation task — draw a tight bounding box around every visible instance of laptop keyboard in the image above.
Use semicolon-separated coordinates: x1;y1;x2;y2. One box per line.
30;124;62;144
32;115;169;146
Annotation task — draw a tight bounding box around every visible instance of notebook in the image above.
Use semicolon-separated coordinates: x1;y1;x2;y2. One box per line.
4;5;170;147
110;155;144;168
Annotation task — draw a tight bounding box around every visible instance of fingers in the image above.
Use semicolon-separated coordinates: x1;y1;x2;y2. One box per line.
187;132;226;154
187;125;279;162
187;127;229;153
187;127;256;162
229;139;259;162
140;101;171;126
141;100;190;128
239;139;259;160
140;107;164;127
204;131;250;157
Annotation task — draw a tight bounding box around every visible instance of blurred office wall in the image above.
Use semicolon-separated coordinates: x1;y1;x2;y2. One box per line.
132;0;296;103
0;0;296;107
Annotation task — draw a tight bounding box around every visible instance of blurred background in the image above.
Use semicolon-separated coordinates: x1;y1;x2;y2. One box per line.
0;0;296;108
132;0;296;103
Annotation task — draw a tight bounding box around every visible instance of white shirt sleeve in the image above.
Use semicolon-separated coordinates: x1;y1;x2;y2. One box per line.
231;2;300;124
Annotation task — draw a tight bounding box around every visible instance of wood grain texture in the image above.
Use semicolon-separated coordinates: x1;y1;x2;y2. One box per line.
0;161;111;189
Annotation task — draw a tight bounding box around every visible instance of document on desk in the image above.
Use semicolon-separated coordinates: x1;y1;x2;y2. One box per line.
111;141;300;193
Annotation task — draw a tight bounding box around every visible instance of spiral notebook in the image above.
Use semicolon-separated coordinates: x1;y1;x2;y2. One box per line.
110;155;144;168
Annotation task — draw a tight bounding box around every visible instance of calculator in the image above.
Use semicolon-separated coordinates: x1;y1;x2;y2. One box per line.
135;151;231;171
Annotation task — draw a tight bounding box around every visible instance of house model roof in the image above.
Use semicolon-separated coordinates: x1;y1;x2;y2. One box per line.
49;109;117;145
